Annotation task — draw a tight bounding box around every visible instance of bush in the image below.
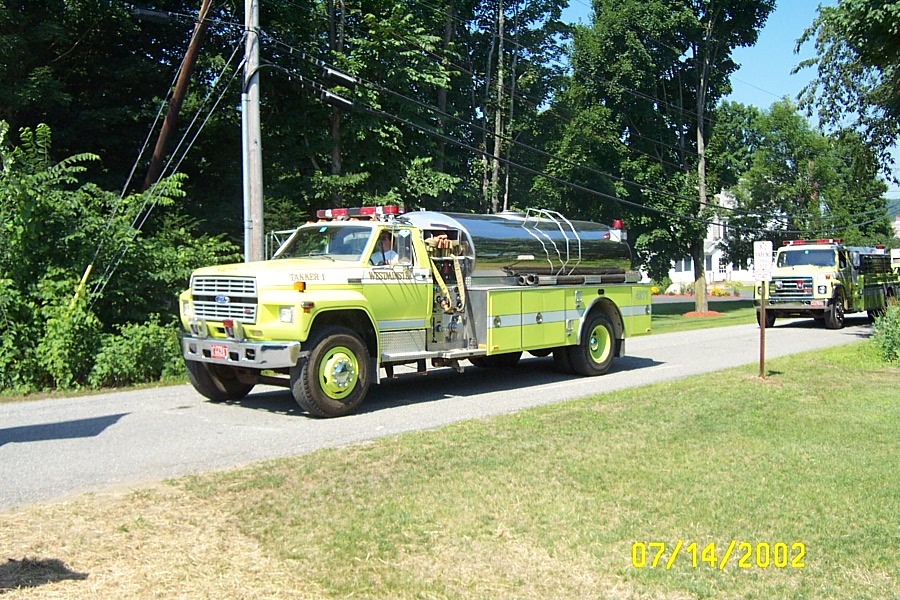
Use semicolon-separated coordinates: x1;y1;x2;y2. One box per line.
89;316;184;387
37;299;102;389
653;276;673;292
871;301;900;363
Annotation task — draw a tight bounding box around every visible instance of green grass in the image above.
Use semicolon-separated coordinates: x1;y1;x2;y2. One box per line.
180;341;899;599
651;299;757;334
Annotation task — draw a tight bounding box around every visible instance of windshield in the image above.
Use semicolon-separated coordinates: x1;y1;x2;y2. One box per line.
274;225;373;262
776;248;836;268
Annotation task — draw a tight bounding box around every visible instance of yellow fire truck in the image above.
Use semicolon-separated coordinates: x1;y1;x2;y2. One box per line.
179;207;652;417
754;239;900;329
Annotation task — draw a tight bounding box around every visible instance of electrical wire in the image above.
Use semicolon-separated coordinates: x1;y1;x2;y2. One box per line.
268;62;888;237
88;35;246;306
264;37;889;229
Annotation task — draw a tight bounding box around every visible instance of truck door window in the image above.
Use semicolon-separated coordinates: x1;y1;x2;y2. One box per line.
370;229;414;266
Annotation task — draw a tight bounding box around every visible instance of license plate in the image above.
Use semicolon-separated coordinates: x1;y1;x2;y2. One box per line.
211;344;228;360
810;300;824;307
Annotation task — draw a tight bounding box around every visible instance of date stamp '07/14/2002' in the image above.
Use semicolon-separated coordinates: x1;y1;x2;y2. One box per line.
631;541;806;570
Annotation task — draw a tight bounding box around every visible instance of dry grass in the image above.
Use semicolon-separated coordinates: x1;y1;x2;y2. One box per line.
0;484;324;599
0;342;896;599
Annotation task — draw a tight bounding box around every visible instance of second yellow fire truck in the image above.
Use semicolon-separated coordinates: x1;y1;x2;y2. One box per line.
755;238;900;329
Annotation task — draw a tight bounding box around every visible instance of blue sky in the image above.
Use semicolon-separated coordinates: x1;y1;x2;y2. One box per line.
726;0;823;110
561;0;900;202
560;0;823;110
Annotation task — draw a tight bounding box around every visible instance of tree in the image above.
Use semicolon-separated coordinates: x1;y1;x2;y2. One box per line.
714;100;892;266
0;121;238;390
546;0;773;297
796;0;900;174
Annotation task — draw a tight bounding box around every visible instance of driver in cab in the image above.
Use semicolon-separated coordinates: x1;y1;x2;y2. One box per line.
371;230;399;265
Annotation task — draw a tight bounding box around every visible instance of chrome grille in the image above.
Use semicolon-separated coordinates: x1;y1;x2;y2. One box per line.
769;277;813;298
192;276;257;296
192;276;258;324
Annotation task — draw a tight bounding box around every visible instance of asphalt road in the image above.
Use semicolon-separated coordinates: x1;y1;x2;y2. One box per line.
0;316;872;511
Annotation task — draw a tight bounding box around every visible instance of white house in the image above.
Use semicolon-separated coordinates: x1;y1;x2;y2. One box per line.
667;191;755;288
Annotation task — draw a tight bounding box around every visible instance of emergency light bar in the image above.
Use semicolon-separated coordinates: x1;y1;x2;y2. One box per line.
783;238;842;246
316;205;406;219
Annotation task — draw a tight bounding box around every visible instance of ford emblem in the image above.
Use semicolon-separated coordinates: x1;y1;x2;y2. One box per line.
215;295;230;304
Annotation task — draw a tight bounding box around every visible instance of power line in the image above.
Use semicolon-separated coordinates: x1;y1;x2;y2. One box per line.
265;37;889;229
268;62;888;237
88;35;246;306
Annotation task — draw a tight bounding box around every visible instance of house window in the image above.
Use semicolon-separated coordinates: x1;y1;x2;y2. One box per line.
705;255;713;272
673;258;693;273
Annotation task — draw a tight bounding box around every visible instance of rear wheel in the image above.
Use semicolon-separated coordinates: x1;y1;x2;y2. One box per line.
291;327;371;418
824;291;845;329
566;312;616;376
186;361;254;402
469;351;522;369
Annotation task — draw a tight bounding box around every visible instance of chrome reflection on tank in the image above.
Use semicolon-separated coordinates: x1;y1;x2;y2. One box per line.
401;210;631;277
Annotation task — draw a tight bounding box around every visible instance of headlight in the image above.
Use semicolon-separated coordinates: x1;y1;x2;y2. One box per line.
279;306;294;323
817;285;827;295
181;299;193;317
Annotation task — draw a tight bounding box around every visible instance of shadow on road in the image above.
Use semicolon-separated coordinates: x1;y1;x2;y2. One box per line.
0;413;128;447
767;315;873;338
216;353;665;418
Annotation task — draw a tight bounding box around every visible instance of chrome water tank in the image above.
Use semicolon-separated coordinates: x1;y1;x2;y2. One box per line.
401;209;632;277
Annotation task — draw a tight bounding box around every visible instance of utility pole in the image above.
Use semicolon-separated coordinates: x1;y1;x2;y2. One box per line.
243;0;264;262
142;0;213;191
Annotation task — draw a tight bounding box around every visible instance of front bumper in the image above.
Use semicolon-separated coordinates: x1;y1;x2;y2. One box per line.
755;298;829;314
182;336;303;369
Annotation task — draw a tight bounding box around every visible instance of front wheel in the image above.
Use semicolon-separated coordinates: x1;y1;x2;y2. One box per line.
566;312;616;376
756;310;776;328
185;360;254;402
824;292;845;329
291;327;371;418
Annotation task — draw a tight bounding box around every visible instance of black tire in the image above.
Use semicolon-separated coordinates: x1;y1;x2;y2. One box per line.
756;310;776;328
566;312;616;376
468;351;522;369
185;360;254;402
528;348;552;358
290;327;371;418
824;291;845;329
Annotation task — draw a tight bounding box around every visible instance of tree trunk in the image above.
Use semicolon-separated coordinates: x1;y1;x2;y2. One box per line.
694;35;712;314
691;242;707;313
435;2;455;208
481;5;498;211
502;0;520;212
695;119;709;313
490;0;505;214
327;0;346;206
